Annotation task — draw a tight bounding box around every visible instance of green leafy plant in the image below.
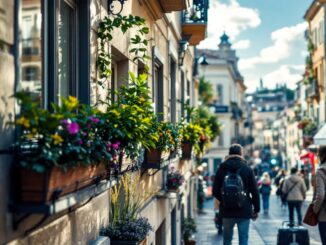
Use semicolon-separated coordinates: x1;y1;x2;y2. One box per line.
182;217;197;241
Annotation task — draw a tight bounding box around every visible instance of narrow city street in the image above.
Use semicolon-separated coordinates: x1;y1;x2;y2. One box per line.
196;192;322;245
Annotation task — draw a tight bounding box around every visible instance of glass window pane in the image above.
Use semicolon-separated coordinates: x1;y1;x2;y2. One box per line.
20;0;43;103
58;0;75;99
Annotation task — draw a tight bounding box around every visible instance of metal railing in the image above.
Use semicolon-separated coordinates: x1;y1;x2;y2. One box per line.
182;0;209;24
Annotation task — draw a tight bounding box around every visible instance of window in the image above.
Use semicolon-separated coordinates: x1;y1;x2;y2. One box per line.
153;59;164;118
169;58;177;122
20;0;43;103
218;132;224;147
57;0;77;99
181;71;185;118
217;84;223;105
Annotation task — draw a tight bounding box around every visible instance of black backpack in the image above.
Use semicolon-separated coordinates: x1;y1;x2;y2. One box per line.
221;165;247;209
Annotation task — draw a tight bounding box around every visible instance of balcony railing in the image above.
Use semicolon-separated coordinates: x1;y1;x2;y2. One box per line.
181;0;209;45
305;79;319;99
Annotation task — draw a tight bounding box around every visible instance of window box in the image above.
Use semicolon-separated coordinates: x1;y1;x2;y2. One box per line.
181;142;193;160
185;240;196;245
17;164;108;203
142;149;170;169
159;0;190;12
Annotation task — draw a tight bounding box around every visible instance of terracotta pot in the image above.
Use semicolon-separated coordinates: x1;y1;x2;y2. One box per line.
19;164;108;203
184;240;196;245
181;142;193;160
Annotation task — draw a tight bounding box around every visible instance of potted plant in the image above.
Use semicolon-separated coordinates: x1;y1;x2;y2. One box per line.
143;120;175;168
101;173;153;244
166;165;184;191
13;93;110;203
180;123;202;160
182;217;197;245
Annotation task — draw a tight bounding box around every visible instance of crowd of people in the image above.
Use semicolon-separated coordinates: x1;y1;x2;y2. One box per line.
205;143;326;245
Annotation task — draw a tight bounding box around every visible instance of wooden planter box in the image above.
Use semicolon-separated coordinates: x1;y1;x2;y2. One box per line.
185;240;196;245
181;142;193;160
18;164;108;203
143;148;169;169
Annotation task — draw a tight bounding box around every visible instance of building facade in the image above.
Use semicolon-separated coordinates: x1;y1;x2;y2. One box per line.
197;33;246;174
0;0;208;244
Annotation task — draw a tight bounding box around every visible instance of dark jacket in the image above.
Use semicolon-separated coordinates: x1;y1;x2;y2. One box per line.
212;155;260;219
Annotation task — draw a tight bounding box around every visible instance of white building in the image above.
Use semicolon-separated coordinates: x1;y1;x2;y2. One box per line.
198;33;246;174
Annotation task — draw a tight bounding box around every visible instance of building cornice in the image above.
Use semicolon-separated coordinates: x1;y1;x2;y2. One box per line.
304;0;326;21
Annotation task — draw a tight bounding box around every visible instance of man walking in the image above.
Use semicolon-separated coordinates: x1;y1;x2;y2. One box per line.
282;167;306;226
213;144;260;245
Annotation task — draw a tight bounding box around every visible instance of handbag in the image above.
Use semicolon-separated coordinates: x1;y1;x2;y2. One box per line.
303;203;318;226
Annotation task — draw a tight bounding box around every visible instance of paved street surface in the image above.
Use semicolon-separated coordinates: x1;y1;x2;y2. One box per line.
195;192;321;244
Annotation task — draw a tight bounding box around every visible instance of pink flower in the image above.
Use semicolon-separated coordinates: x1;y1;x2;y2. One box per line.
111;143;119;150
77;140;83;145
90;116;100;123
66;122;80;135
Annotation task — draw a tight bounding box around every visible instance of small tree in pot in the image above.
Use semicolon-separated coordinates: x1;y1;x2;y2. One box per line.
182;217;197;245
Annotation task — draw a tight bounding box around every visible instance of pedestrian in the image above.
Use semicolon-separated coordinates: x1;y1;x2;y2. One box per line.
282;167;307;226
258;172;272;214
214;198;223;234
313;145;326;245
275;169;287;208
213;144;260;245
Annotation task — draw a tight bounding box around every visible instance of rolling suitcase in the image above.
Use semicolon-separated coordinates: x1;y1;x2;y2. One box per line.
277;222;309;245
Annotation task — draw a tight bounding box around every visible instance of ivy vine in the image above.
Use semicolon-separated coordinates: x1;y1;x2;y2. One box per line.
97;14;151;87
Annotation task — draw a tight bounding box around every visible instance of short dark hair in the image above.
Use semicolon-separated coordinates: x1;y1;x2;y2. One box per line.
318;145;326;164
229;144;243;156
290;167;298;175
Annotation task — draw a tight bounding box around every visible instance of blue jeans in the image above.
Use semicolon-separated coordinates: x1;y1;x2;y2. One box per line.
318;221;326;245
287;201;302;225
223;218;250;245
261;194;270;211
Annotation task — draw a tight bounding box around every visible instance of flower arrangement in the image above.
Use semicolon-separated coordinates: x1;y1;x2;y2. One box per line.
14;93;112;172
180;123;202;145
167;165;185;190
182;217;197;241
101;173;154;242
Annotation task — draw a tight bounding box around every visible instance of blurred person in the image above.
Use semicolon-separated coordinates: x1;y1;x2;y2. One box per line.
282;167;307;226
313;145;326;245
214;198;223;234
258;172;272;214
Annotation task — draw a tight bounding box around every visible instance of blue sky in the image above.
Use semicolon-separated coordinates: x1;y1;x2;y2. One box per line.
198;0;312;92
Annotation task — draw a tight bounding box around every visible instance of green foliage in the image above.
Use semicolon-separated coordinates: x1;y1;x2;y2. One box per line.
182;217;197;241
97;14;150;85
199;76;213;105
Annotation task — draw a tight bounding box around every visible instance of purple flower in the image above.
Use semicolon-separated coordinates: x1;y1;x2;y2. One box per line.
77;140;83;145
61;119;69;125
66;122;80;135
90;116;100;124
111;143;119;150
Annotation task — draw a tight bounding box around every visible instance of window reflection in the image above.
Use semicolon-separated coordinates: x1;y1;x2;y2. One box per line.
20;0;42;102
58;0;76;99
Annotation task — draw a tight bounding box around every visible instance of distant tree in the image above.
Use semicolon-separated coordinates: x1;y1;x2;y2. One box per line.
199;76;213;105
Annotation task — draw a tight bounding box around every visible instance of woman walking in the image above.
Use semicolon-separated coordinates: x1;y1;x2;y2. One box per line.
313;145;326;245
258;172;272;214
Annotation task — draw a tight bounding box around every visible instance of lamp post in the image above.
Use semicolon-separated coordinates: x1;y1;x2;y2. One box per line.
108;0;126;15
199;54;209;76
178;40;189;66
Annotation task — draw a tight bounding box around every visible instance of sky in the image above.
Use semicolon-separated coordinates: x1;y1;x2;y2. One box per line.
197;0;313;92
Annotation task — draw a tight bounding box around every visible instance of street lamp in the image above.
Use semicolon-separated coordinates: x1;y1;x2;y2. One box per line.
108;0;127;15
178;40;189;66
199;54;209;75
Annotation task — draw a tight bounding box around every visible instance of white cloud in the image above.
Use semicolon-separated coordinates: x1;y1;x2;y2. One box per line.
239;22;308;70
233;39;251;50
245;64;304;92
197;0;261;49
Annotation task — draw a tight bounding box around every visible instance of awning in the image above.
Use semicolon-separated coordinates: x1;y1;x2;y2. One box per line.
314;124;326;145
